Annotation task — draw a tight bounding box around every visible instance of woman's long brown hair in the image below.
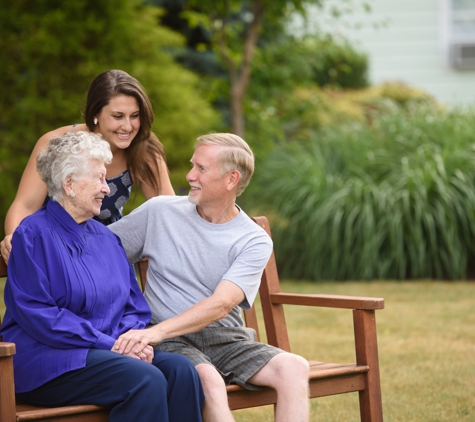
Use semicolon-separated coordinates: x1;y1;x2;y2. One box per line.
83;70;165;194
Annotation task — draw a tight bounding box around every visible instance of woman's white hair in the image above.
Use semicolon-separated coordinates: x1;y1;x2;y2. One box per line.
36;131;112;202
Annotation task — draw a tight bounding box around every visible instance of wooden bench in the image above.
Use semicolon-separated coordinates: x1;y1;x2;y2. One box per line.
0;216;384;421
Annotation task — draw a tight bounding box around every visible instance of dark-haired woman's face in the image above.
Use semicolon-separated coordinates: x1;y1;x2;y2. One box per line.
94;95;140;153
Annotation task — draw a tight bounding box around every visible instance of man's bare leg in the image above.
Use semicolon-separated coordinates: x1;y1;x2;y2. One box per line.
248;353;310;422
196;363;235;422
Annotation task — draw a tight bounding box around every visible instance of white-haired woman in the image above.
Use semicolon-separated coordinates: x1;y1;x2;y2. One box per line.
0;132;203;421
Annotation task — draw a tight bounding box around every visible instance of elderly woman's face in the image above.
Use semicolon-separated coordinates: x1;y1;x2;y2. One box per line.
67;159;110;223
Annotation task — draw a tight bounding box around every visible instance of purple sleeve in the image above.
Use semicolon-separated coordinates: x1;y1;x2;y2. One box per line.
4;225;150;351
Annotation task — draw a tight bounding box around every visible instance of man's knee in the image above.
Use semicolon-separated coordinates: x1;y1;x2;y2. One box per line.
196;363;227;397
277;353;309;378
252;352;309;390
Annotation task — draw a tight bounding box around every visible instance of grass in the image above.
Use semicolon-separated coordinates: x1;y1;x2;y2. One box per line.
232;280;475;421
2;278;474;421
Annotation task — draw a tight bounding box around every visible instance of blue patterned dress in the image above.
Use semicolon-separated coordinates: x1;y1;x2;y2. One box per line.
70;124;134;226
95;169;133;225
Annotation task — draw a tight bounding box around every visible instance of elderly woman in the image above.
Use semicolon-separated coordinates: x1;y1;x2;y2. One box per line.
0;132;203;421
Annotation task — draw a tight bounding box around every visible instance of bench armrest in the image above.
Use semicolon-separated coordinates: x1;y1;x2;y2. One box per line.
0;342;16;357
270;293;384;310
0;342;17;422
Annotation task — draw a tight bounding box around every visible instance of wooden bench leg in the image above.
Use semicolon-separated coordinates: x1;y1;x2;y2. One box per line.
353;310;383;422
0;344;17;422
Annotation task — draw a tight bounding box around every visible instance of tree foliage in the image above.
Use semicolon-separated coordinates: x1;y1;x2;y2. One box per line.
244;33;369;154
176;0;325;137
0;0;219;237
148;1;371;158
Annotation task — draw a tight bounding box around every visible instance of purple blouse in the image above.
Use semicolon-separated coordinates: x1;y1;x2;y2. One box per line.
0;200;151;392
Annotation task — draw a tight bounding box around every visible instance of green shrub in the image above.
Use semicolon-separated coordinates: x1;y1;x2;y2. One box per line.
251;34;368;92
245;80;438;155
245;105;475;280
308;34;369;89
244;34;369;156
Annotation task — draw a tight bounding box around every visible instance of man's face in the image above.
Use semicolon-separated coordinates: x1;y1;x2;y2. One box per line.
186;145;228;207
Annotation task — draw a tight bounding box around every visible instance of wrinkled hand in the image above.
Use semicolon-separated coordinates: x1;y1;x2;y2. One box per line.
114;327;161;356
0;235;12;264
111;343;154;364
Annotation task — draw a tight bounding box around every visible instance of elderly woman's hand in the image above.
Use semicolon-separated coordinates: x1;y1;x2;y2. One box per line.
131;344;154;363
0;234;12;264
111;343;154;364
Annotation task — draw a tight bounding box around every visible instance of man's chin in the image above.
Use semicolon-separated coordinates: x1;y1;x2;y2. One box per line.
187;194;198;205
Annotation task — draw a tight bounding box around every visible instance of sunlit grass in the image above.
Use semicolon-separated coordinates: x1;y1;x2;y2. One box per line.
232;280;475;421
2;278;474;421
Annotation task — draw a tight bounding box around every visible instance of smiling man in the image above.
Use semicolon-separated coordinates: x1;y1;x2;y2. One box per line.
109;133;310;422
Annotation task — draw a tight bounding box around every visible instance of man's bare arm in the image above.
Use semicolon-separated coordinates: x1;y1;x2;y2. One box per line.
113;279;245;355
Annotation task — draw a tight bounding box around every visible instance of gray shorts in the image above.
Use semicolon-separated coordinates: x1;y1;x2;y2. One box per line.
155;326;284;390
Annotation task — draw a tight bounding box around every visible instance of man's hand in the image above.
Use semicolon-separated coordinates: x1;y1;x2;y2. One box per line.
113;280;245;356
0;234;12;263
114;327;161;356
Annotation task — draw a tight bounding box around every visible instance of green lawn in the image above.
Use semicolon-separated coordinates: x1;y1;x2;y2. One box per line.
233;280;475;422
2;278;474;421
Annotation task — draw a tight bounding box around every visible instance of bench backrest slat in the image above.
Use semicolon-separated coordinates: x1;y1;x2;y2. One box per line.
0;257;6;337
0;257;6;279
252;216;291;351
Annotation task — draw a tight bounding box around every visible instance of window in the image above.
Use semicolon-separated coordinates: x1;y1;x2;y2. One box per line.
448;0;475;69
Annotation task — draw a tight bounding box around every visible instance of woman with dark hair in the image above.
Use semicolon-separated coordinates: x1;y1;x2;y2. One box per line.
1;70;174;262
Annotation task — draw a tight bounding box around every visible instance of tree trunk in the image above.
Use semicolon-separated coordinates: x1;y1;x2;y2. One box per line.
230;74;245;137
227;0;263;138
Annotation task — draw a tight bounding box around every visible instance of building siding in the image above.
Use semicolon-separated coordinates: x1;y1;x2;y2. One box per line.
303;0;475;105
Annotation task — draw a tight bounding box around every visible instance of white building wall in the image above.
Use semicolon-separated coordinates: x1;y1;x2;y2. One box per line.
299;0;475;106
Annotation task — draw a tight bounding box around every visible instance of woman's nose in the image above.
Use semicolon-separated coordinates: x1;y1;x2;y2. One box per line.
121;118;132;131
102;181;110;195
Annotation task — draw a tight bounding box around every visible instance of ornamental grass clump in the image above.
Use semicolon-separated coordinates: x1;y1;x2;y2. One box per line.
248;105;475;280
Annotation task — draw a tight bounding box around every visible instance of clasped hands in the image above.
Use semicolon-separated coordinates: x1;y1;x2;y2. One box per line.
111;342;154;363
113;326;161;363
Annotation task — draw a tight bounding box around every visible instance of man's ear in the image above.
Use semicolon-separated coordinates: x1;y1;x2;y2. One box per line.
226;170;241;192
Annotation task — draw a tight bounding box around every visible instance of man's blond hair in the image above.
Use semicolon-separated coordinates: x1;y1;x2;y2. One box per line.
195;133;254;196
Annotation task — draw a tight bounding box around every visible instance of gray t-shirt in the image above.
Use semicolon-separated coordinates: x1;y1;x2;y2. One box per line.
109;196;273;327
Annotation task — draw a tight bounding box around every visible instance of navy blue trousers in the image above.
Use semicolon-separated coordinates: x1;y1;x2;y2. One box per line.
17;349;204;422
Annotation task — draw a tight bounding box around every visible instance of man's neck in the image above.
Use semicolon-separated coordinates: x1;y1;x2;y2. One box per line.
195;201;240;224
